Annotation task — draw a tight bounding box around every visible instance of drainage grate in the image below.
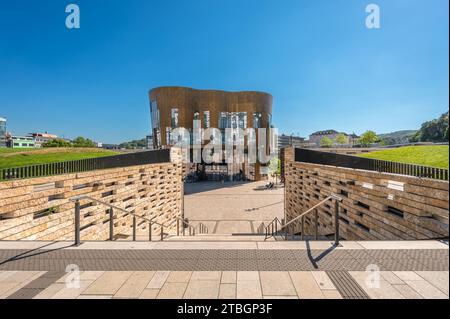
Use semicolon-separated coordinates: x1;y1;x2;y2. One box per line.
326;270;370;299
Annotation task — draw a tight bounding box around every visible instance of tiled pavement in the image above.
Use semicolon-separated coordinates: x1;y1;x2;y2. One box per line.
0;240;448;299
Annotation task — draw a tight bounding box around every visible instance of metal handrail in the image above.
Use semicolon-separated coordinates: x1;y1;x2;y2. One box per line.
281;194;341;230
70;195;196;245
71;195;167;227
265;194;343;245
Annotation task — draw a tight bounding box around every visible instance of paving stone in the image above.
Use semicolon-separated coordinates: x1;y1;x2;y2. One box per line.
393;271;423;281
380;271;405;285
139;289;159;299
393;284;424;299
322;290;343;299
83;271;133;295
191;271;221;281
237;271;259;281
114;271;155;298
167;271;192;283
33;283;65;299
236;279;262;299
289;271;324;299
311;271;336;290
415;271;449;295
184;280;220;299
405;280;448;299
219;284;236;299
51;280;93;299
146;271;170;289
260;271;297;296
221;271;237;284
157;282;188;299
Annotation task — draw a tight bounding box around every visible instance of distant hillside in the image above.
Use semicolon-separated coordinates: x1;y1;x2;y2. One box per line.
119;138;147;149
378;130;418;145
410;111;449;143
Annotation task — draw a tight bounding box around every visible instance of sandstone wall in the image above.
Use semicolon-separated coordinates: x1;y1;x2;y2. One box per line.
0;160;182;241
283;147;449;240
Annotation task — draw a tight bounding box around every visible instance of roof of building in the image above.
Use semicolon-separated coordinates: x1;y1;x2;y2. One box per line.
310;129;340;136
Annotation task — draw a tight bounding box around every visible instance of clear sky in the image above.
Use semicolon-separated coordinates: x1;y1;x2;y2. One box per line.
0;0;448;144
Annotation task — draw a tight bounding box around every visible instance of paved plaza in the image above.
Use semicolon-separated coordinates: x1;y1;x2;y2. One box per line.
0;240;448;299
184;181;284;234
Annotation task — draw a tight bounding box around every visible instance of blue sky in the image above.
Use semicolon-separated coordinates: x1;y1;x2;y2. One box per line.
0;0;448;143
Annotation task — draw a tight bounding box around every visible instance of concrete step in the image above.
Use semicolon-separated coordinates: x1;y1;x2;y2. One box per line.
115;233;330;242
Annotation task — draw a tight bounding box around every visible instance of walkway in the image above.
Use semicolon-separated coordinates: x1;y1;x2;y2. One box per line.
184;181;284;234
0;240;448;299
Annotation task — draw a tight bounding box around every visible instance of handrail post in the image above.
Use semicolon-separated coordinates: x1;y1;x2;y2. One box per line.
183;219;186;236
74;199;81;246
132;216;137;241
161;225;164;241
334;200;340;246
301;216;304;240
314;209;318;240
177;219;179;236
109;208;114;241
284;220;288;241
149;222;152;241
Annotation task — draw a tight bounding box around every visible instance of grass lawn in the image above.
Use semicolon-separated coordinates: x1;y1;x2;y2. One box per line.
0;148;119;169
358;145;449;169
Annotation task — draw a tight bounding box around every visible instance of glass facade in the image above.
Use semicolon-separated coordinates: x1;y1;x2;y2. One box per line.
218;112;247;129
171;108;179;128
150;101;161;148
253;112;262;128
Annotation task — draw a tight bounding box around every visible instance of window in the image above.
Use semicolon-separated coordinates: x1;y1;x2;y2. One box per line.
171;108;179;128
203;111;210;129
150;100;160;130
219;112;228;129
253;112;262;128
193;111;200;121
166;127;171;145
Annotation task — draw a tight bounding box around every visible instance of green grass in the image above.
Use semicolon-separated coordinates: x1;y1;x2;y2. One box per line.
358;145;449;169
0;148;120;169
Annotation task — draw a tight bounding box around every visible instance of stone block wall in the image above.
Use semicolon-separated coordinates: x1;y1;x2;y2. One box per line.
0;160;182;241
284;147;449;240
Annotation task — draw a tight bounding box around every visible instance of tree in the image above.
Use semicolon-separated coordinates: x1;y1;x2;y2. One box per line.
320;137;333;148
42;139;72;148
268;157;281;176
72;136;96;148
335;133;348;146
410;111;449;143
359;131;379;147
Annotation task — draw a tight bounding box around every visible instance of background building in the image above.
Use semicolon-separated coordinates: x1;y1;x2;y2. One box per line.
278;134;305;152
309;129;360;147
0;117;6;147
30;132;58;147
149;86;273;181
9;135;35;148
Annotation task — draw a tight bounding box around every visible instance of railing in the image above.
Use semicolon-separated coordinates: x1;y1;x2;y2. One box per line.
295;148;449;181
0;149;171;181
71;195;196;245
265;194;343;245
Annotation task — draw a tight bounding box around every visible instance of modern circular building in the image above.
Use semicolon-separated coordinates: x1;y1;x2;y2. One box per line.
148;86;274;181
